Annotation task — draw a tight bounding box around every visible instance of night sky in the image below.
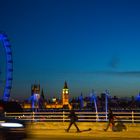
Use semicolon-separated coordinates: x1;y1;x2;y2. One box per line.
0;0;140;100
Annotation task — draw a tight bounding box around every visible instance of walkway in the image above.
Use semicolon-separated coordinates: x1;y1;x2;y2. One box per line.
25;122;140;140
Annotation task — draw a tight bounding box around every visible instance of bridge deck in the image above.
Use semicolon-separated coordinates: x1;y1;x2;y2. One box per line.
25;122;140;140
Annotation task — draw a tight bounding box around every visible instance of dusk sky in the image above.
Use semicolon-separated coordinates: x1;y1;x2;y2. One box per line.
1;0;140;99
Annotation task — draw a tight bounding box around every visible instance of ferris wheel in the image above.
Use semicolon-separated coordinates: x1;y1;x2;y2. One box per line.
0;33;13;101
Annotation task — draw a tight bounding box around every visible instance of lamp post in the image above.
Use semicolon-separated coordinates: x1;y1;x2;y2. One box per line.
90;90;99;121
105;89;109;121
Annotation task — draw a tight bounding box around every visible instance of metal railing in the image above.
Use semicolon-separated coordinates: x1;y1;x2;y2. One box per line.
4;111;140;123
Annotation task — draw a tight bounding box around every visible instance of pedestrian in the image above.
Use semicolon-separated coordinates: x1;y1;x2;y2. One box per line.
104;108;116;131
66;109;80;132
112;119;127;132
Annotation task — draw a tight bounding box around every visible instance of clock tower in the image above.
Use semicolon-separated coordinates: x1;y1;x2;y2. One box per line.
62;81;69;106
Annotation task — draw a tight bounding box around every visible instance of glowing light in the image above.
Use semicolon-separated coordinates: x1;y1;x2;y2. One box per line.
0;123;23;127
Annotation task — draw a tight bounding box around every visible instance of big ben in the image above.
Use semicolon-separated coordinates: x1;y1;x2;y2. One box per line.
62;81;69;106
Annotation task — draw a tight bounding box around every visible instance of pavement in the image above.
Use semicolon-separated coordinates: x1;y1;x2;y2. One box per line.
24;122;140;140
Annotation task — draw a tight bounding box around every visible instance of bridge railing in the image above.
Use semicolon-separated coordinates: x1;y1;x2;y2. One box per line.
4;111;140;123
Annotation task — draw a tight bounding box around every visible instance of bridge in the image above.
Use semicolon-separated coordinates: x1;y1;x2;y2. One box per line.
25;121;140;139
3;111;140;139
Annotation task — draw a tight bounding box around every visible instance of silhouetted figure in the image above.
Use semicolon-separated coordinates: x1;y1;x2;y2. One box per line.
112;119;127;132
104;108;116;131
66;109;80;132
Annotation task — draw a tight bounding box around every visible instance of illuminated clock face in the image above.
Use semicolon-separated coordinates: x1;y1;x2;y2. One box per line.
63;89;68;94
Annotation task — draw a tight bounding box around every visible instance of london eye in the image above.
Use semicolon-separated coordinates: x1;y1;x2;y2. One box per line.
0;33;13;101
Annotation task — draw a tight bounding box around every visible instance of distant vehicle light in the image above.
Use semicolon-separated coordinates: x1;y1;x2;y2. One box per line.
0;123;23;127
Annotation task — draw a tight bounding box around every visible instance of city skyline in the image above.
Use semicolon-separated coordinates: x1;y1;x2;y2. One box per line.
1;0;140;99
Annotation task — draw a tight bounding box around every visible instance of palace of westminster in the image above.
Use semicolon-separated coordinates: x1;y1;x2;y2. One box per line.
22;81;140;111
23;81;72;110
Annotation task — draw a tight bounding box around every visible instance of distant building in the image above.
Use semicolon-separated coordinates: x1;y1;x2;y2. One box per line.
62;81;69;106
23;84;41;110
31;84;40;95
22;81;72;110
45;81;71;109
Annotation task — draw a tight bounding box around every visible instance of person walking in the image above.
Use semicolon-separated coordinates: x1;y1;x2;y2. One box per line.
66;109;80;132
104;108;116;131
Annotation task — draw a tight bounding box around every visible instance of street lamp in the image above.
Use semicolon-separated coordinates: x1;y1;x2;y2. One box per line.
90;90;99;121
105;89;109;121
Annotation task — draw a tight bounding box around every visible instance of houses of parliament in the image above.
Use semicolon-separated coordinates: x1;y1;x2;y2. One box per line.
23;81;72;110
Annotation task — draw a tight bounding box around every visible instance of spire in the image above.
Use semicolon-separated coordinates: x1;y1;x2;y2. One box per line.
41;88;45;100
64;81;68;89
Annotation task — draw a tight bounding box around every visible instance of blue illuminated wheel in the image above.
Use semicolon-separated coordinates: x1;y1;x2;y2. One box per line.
0;33;13;101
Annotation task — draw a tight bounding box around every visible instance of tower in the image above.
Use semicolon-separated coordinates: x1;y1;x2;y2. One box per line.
31;84;40;95
62;81;69;106
31;84;40;111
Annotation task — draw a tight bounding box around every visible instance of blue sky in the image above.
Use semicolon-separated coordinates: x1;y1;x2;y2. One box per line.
0;0;140;99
